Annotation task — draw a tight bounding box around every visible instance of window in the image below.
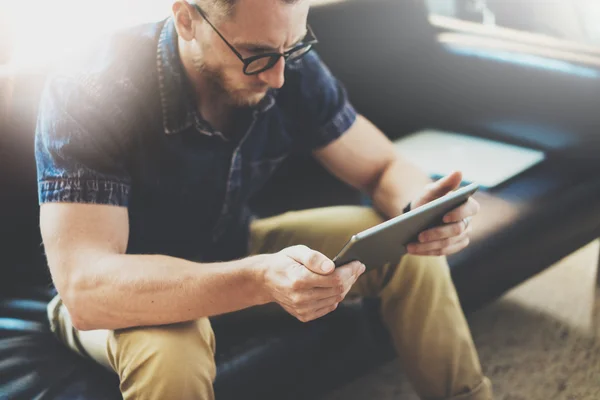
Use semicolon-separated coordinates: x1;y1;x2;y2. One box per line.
1;0;173;68
426;0;600;46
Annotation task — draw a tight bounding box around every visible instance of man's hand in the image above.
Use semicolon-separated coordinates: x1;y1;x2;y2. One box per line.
261;245;366;322
406;171;480;256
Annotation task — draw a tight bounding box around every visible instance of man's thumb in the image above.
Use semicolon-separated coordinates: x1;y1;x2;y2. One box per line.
282;245;335;275
428;171;463;198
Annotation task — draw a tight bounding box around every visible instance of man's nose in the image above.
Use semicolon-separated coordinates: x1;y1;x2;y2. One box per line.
257;57;285;89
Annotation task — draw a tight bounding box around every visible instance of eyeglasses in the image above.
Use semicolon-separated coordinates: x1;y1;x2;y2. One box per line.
192;4;318;75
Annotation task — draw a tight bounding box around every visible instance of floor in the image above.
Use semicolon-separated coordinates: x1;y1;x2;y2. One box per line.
324;240;600;400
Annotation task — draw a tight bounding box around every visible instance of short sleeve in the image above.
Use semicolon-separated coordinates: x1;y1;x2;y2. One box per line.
283;51;358;151
35;76;131;207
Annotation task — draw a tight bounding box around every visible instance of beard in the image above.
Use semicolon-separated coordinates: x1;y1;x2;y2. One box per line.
192;55;269;108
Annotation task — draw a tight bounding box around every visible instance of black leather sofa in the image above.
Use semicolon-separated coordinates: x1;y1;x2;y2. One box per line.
2;1;600;399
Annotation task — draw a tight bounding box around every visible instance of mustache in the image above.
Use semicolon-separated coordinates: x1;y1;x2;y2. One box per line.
249;84;269;91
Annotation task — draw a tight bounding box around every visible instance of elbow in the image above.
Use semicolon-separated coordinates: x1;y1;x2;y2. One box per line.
70;312;95;332
58;272;101;332
61;291;96;332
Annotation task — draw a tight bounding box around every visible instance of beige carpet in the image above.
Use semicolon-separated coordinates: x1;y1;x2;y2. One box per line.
325;240;600;400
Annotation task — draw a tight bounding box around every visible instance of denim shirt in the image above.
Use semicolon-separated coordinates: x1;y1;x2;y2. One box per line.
35;18;357;263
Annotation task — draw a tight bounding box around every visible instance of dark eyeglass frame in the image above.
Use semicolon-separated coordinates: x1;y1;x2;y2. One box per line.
192;4;319;75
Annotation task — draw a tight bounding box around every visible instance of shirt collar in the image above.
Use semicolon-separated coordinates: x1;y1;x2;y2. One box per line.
156;18;276;136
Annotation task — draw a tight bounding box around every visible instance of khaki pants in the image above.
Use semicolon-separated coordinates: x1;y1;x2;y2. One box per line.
48;206;493;400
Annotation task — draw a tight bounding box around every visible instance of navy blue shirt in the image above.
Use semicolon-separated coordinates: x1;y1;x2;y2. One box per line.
35;18;357;262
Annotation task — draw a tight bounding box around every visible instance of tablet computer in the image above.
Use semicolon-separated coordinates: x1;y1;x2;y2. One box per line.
333;182;479;270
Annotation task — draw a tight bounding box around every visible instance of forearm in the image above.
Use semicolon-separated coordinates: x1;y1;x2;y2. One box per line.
370;157;432;218
64;253;268;331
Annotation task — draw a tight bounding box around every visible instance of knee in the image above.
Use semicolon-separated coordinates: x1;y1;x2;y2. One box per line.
108;319;216;398
388;254;453;294
404;254;451;280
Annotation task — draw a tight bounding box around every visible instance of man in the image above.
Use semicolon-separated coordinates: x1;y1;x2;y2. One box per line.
35;0;493;399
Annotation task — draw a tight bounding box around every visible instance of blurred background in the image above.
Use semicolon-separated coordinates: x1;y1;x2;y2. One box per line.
1;0;171;68
1;0;599;68
428;0;600;45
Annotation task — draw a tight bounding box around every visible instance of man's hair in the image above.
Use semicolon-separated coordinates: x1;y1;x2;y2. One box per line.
197;0;301;20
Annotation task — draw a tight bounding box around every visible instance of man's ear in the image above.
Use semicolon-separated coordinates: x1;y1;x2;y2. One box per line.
172;1;196;41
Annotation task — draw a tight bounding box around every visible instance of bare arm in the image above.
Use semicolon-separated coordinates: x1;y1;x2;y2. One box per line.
314;115;480;257
41;203;366;331
41;202;268;331
313;115;432;218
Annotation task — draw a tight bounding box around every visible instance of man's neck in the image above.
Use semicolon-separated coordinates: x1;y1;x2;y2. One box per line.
194;76;254;143
195;81;235;134
179;43;237;136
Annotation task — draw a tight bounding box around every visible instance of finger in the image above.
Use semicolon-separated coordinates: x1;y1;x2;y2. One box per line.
282;245;335;275
341;273;359;298
418;237;471;257
292;286;346;306
340;264;363;294
337;261;366;286
309;261;365;288
417;221;468;243
291;273;359;313
408;226;471;253
346;261;367;279
408;235;461;254
423;172;463;201
336;263;367;302
296;293;343;314
304;303;339;322
294;269;367;322
443;197;480;223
